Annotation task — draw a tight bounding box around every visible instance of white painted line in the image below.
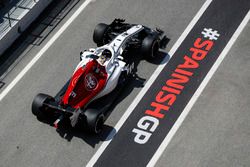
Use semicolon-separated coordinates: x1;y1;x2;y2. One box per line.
147;10;250;167
86;0;213;166
0;0;93;102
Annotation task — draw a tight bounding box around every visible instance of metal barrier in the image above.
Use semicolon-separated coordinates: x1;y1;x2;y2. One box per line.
0;0;37;39
0;0;52;55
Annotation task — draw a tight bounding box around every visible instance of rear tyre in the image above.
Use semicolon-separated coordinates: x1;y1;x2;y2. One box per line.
141;35;160;60
93;114;104;134
32;93;54;120
93;23;109;46
85;108;104;134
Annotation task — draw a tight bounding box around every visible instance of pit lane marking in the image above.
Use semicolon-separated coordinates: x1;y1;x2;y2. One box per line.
202;28;220;40
0;0;93;101
148;11;250;166
86;0;213;166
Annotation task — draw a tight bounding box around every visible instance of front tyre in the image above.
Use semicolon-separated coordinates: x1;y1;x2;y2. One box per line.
32;93;54;120
93;23;109;46
141;35;160;60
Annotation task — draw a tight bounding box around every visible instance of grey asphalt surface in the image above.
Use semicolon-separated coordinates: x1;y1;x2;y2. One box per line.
0;0;249;167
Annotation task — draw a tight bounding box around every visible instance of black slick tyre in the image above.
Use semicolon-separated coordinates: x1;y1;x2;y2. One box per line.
141;35;160;60
93;23;109;46
85;108;104;134
32;93;53;120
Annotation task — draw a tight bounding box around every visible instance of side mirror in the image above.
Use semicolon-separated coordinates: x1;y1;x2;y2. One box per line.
119;48;123;54
80;51;83;61
113;58;119;67
117;55;123;60
114;61;119;67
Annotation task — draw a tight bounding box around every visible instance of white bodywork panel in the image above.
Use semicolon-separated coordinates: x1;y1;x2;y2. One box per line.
75;25;144;101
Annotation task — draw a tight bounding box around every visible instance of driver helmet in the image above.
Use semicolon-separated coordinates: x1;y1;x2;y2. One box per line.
98;49;112;65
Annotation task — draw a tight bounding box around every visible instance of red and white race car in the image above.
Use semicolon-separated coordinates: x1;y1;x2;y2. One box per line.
32;19;168;134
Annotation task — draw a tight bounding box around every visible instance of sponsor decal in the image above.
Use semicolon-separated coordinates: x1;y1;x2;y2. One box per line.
70;91;77;98
85;73;98;90
132;28;220;144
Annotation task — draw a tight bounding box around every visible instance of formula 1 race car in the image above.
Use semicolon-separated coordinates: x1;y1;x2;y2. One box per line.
32;19;168;134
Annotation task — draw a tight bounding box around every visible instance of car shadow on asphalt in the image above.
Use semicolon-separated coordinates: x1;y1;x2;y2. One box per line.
146;50;170;65
56;124;116;148
38;117;116;148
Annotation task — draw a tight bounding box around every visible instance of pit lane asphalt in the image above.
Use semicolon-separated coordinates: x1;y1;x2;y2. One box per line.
1;0;248;167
